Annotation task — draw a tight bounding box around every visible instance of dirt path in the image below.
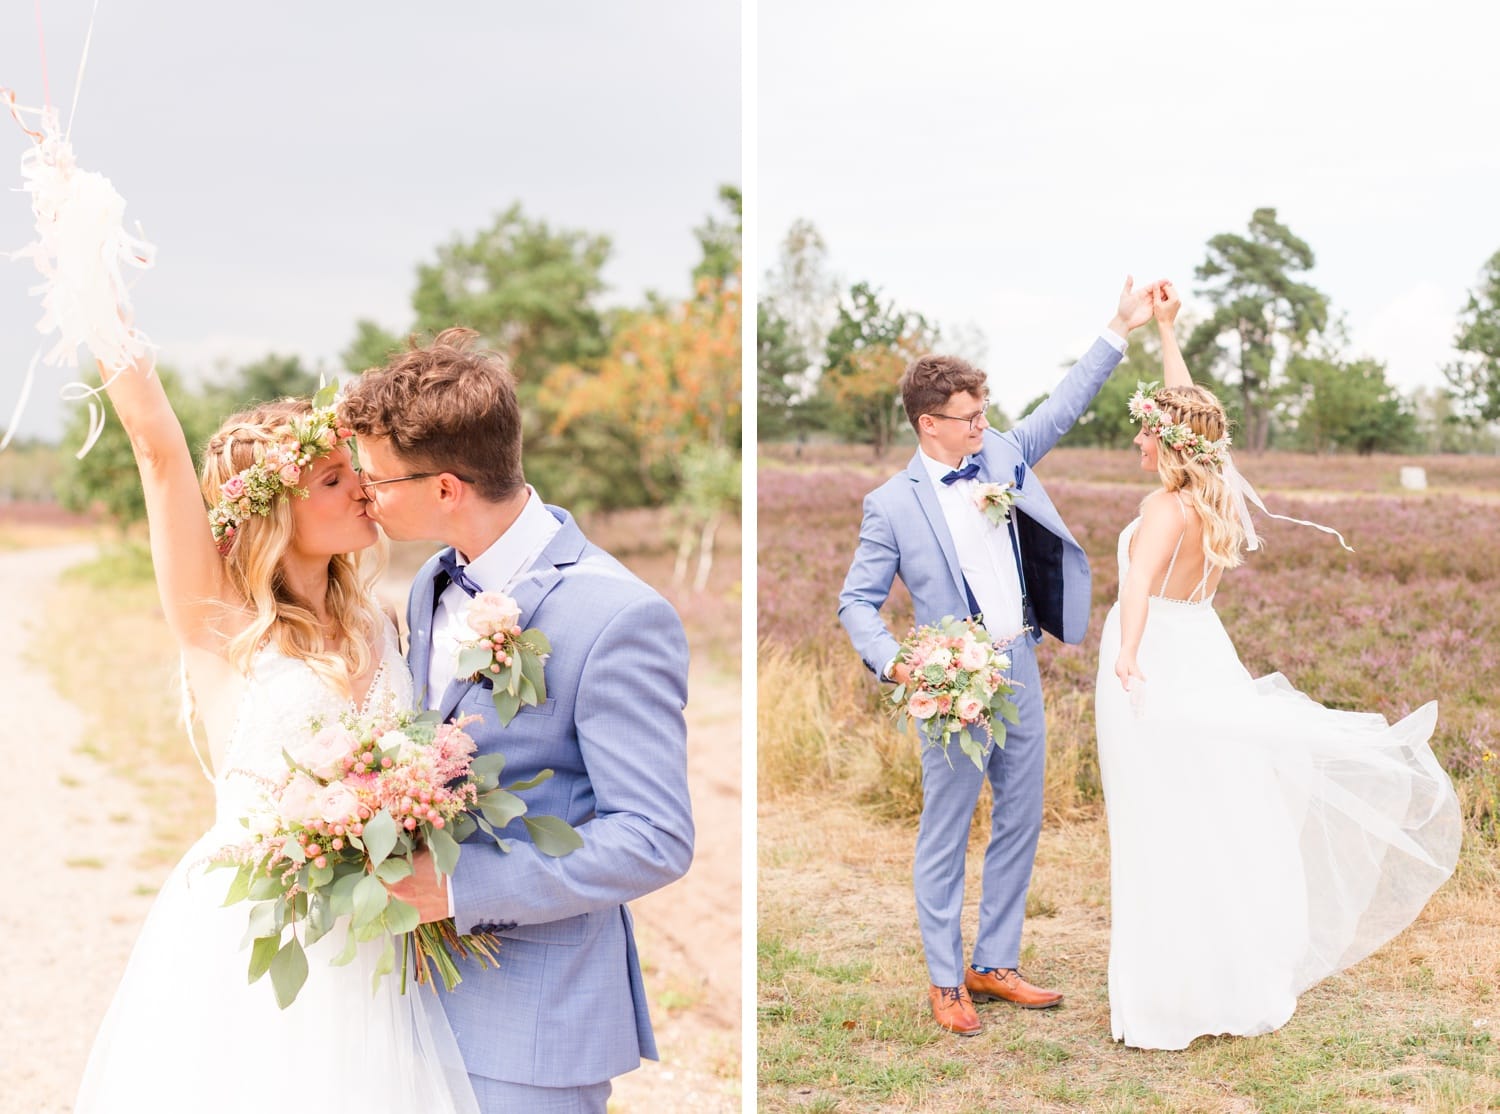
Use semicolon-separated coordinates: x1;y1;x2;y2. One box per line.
0;545;164;1114
0;547;741;1112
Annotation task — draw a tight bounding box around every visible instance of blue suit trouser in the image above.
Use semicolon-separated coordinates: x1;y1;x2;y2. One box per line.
468;1076;611;1113
913;637;1047;987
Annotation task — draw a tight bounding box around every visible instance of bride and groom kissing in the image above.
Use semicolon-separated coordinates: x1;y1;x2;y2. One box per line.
76;327;691;1113
839;278;1462;1049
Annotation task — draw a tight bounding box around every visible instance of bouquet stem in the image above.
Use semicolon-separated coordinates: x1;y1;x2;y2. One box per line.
405;920;504;993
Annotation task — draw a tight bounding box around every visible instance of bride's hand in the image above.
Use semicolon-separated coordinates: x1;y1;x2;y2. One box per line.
1115;653;1146;692
1153;281;1181;325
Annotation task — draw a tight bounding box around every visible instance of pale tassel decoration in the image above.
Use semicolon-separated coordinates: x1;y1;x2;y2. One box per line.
178;656;216;784
3;87;155;454
1223;455;1354;553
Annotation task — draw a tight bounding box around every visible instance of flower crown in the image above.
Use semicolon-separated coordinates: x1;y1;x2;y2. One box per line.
208;382;353;555
1126;381;1231;467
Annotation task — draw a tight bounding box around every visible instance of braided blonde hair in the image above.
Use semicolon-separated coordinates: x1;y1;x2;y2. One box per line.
1149;386;1246;569
200;399;382;696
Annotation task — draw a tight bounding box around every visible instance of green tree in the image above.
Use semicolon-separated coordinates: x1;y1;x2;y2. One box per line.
59;367;220;529
342;320;406;375
411;202;611;379
218;353;320;409
822;282;935;458
692;184;743;288
1444;248;1500;423
1188;208;1329;451
1281;351;1416;454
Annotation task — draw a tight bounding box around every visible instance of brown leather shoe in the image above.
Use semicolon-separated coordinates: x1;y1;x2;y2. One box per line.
928;984;982;1035
964;966;1063;1010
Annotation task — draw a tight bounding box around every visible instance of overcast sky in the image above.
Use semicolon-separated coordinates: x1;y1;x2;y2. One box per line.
1;2;740;442
759;0;1500;419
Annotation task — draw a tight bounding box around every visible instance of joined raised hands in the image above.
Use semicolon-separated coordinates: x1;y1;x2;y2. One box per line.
1152;280;1181;326
1114;276;1165;333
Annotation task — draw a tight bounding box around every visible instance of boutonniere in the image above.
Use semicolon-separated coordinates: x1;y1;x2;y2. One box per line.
455;591;553;725
973;481;1021;527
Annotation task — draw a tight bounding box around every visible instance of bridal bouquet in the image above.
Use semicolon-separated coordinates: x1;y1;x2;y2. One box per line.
888;616;1022;770
211;707;582;1008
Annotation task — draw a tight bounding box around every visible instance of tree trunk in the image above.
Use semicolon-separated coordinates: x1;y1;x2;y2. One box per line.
693;509;721;592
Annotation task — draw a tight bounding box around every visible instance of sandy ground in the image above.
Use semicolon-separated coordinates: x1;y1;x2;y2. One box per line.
0;543;741;1112
0;544;168;1114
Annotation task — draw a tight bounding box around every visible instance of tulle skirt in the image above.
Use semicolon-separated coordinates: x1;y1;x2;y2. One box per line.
75;823;479;1113
1096;597;1462;1051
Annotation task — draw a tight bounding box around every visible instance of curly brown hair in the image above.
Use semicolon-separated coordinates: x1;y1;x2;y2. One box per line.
899;354;988;429
338;327;524;502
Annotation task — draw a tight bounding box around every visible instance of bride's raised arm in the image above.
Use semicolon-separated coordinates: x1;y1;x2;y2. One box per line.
95;351;233;649
1154;281;1192;389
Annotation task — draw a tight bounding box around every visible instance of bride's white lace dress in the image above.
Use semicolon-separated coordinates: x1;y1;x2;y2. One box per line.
75;617;479;1112
1095;508;1462;1051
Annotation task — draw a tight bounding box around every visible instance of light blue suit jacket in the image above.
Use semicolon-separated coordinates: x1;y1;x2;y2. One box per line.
839;336;1123;674
407;507;693;1088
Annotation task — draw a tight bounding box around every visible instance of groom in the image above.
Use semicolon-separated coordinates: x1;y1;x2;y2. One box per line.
838;279;1155;1036
339;328;694;1113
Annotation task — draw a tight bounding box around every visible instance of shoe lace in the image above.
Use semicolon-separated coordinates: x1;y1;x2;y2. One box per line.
936;985;966;1006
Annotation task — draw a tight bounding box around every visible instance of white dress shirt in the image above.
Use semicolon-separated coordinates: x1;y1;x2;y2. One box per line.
882;329;1127;679
425;488;561;710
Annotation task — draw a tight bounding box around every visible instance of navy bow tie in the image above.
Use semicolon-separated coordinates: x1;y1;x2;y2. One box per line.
940;461;981;485
437;550;483;598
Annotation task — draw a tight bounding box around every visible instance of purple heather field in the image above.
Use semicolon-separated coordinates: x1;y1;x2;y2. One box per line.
758;448;1500;780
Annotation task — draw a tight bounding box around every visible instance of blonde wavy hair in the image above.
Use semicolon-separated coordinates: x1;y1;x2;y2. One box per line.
1148;385;1246;570
200;399;383;697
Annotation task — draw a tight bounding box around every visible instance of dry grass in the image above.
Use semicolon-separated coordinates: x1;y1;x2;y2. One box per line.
758;446;1500;1111
760;797;1500;1113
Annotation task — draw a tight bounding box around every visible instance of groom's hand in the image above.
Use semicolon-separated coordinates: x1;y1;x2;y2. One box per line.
386;848;451;924
1108;275;1160;335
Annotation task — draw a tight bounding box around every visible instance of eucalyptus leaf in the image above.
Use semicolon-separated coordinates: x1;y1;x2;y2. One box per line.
362;810;398;869
491;686;521;726
450;813;478;842
221;865;252;907
456;645;493;678
352;872;390;930
428;826;461;876
522;815;584;857
247;873;284;902
282;840;306;866
308;862;334;889
243;901;278;948
247;934;279;983
374;856;413;884
413;710;444;727
371;935;396;993
519;651;546;703
330;926;359;967
478;788;527;829
522;628;551;654
383;898;420;936
502;768;554;793
269;937;309;1009
303;894;333;948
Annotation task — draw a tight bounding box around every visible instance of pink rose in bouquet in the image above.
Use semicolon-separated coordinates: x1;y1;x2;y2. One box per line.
887;616;1024;770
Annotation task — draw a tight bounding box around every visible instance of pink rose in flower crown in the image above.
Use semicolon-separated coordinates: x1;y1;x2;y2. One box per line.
222;475;246;500
292;723;360;779
278;463;302;486
466;591;523;638
908;691;939;720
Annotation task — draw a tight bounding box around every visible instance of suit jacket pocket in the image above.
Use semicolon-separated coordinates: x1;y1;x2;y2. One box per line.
460;687;559;719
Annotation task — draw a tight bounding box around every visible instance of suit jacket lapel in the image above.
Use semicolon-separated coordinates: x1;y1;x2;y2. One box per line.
435;507;586;722
907;454;968;604
407;550;446;711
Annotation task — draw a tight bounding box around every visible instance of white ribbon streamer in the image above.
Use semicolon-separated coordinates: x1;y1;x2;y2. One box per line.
1223;455;1354;553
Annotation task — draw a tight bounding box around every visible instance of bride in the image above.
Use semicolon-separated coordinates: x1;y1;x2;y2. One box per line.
73;344;478;1111
1095;281;1463;1051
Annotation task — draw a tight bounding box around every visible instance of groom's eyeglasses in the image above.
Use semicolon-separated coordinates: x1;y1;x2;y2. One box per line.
929;401;991;432
357;471;476;494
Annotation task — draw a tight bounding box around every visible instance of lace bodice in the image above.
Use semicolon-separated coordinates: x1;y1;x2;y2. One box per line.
213;615;413;826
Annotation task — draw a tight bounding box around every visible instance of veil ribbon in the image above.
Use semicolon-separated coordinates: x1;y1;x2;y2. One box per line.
1223;456;1354;553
